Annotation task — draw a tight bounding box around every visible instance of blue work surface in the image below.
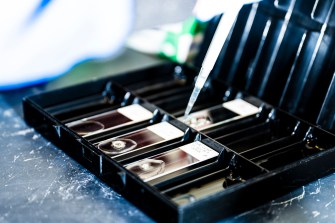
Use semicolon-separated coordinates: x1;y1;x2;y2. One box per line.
1;49;335;223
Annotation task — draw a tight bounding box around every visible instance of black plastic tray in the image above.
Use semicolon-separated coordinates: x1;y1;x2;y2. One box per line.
23;62;335;223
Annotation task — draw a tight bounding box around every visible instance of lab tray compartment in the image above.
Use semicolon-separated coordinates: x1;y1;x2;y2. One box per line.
23;63;335;223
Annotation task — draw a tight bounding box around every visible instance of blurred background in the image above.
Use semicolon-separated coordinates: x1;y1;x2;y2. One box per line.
134;0;196;30
0;0;197;90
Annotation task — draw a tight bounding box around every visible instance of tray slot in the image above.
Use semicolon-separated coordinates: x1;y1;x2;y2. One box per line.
160;153;265;206
172;99;225;118
120;140;223;185
240;134;301;159
123;64;193;92
45;82;134;123
48;94;124;122
144;86;193;102
253;129;335;170
214;116;298;153
127;76;176;92
254;141;317;170
225;128;286;153
203;114;266;138
136;139;230;187
153;90;223;116
215;122;273;151
87;120;189;162
64;103;158;138
133;80;189;97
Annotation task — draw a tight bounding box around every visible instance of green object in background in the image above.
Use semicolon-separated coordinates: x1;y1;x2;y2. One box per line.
158;17;207;64
127;17;207;65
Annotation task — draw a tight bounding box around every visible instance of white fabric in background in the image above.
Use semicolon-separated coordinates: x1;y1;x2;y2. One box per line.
0;0;134;89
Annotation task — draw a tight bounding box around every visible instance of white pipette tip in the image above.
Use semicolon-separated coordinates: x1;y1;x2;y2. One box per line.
184;6;242;120
184;102;194;120
184;67;210;119
184;0;262;120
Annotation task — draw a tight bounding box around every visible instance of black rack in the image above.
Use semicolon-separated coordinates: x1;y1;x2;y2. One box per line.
23;0;335;222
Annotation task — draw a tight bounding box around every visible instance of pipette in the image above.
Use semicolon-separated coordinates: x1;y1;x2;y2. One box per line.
184;1;259;118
